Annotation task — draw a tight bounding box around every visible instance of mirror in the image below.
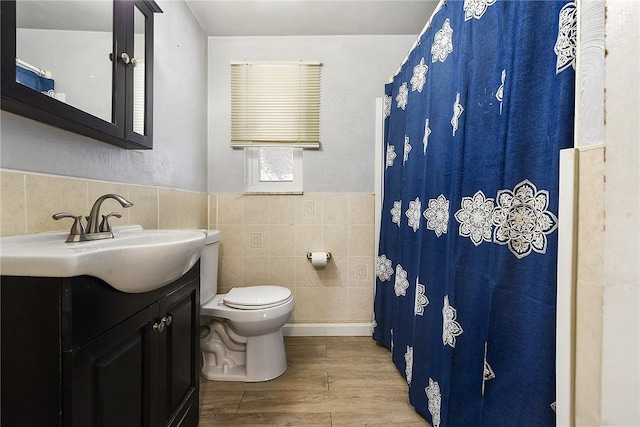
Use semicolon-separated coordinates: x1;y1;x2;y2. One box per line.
1;0;162;150
133;4;145;135
16;1;114;122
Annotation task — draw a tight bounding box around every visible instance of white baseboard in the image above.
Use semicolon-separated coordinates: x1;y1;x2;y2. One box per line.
283;323;373;337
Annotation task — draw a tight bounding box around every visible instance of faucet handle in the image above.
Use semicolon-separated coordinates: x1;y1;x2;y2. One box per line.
99;212;122;233
52;212;86;236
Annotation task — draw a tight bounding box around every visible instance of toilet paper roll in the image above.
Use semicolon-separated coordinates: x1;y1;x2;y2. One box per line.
311;252;328;268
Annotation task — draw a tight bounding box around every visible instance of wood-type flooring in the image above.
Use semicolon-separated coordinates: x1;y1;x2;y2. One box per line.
199;336;430;426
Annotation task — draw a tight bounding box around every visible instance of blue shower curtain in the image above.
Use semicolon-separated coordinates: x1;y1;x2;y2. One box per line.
16;65;54;95
373;1;576;426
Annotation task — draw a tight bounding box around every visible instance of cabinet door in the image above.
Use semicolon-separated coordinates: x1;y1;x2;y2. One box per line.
1;0;161;150
66;307;154;427
123;0;159;148
1;277;62;427
152;280;200;427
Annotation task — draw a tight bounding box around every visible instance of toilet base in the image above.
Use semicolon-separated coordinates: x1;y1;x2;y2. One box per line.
201;361;287;382
201;330;288;382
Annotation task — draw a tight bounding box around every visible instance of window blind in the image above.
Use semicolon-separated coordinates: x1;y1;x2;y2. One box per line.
231;61;321;148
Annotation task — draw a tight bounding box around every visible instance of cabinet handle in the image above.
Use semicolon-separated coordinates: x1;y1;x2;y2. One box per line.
153;315;172;333
120;52;131;64
99;212;122;233
153;320;165;332
130;57;139;68
52;212;86;237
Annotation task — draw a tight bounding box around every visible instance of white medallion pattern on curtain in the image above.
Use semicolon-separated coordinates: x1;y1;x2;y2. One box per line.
386;144;397;168
405;346;414;385
496;69;506;114
492;179;558;259
395;264;410;296
554;1;577;74
451;180;559;258
442;295;464;347
403;136;412;165
396;82;409;109
482;342;495;395
431;18;454;63
423;195;450;237
425;378;442;427
411;58;428;92
463;0;497;21
451;92;464;136
385;184;559;258
423;118;431;154
376;254;394;282
484;360;496;381
454;190;495;246
483;361;495;381
406;198;422;232
391;200;402;227
384;94;392;119
482;361;495;395
415;278;429;315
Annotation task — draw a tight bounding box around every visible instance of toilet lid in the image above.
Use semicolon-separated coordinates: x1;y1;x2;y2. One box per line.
223;286;292;310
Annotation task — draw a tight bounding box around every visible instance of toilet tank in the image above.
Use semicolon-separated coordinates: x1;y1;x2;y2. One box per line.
200;230;221;305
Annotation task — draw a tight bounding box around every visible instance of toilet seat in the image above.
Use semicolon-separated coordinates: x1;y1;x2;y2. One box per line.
222;286;292;310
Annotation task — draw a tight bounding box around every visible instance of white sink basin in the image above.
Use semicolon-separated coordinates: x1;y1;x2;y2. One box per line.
0;226;206;293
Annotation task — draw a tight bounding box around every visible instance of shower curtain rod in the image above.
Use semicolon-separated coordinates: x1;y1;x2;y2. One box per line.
389;0;446;82
16;58;52;78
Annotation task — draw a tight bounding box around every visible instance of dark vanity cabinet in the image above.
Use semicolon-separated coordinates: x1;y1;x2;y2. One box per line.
0;0;162;149
0;263;200;427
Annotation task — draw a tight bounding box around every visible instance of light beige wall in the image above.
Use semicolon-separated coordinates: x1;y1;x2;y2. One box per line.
209;193;375;324
573;0;605;424
599;0;640;424
0;172;375;325
573;0;640;425
0;169;208;236
574;146;605;426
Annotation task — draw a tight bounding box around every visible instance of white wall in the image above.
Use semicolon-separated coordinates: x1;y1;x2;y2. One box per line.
17;29;113;122
207;35;415;193
0;0;209;192
601;0;640;424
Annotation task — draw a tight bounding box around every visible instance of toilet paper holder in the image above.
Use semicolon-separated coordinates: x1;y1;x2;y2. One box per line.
306;252;332;261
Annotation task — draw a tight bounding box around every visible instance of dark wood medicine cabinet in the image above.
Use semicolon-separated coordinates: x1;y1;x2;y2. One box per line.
0;0;162;150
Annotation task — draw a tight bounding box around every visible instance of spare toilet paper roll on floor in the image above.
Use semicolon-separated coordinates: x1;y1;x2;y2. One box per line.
310;252;328;268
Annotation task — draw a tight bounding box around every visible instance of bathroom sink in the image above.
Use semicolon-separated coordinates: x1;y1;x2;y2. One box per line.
0;226;206;293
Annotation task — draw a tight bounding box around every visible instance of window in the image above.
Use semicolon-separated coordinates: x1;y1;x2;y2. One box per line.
244;147;303;194
231;61;321;193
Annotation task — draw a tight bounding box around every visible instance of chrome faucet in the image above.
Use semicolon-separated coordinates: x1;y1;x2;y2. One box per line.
86;193;133;233
53;193;133;242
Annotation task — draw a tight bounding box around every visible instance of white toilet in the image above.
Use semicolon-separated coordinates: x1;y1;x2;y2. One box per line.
199;230;295;382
